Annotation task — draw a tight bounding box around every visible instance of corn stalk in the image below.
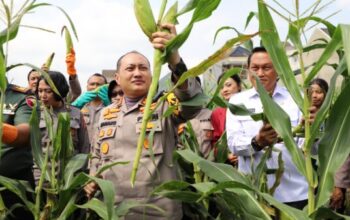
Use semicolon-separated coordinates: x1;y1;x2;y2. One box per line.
131;0;221;186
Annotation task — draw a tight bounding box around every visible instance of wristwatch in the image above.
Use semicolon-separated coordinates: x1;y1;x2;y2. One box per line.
251;136;264;151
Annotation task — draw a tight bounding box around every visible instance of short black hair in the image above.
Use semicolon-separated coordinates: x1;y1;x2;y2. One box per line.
88;73;107;84
309;78;328;94
116;50;150;72
247;46;267;67
36;71;69;101
27;69;37;81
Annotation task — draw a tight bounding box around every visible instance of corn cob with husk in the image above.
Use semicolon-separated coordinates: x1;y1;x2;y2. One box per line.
61;26;74;54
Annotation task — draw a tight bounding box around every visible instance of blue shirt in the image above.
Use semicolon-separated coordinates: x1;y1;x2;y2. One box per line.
226;85;308;202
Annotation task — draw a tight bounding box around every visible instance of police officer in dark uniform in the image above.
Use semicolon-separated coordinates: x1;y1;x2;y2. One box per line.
0;82;34;219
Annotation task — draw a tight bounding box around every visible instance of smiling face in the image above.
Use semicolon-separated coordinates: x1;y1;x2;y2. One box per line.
220;78;240;101
37;79;62;108
115;52;152;98
248;52;277;94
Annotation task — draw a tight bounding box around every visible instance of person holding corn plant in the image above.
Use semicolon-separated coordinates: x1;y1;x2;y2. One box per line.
87;23;202;220
34;71;90;184
226;47;309;209
0;81;35;219
72;73;110;151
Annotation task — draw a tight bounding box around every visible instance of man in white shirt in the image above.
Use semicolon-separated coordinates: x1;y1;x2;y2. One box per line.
226;46;308;209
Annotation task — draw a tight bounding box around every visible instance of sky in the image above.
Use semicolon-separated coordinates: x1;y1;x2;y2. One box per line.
4;0;350;90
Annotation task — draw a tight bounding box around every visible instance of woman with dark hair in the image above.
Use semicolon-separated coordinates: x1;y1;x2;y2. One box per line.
308;78;328;110
34;71;89;184
107;80;123;104
211;73;242;165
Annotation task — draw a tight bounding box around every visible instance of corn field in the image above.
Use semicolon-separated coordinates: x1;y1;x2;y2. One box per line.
1;0;350;219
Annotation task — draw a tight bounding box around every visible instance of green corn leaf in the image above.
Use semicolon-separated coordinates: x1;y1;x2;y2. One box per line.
304;25;342;86
53;113;72;163
195;159;271;219
193;150;308;219
289;43;327;57
156;190;202;203
134;0;157;39
177;0;199;16
268;152;284;196
24;63;61;96
258;0;304;112
29;103;44;172
0;176;35;214
255;76;307;177
214;132;229;164
86;175;116;220
307;57;345;150
152;180;191;194
288;21;302;50
253;147;271;188
95;161;129;177
341;24;350;77
245;11;257;30
0;48;6;91
197;181;253;200
311;207;350;220
316;82;350;209
173;33;257;87
162;105;177;118
191;182;216;195
259;193;310;220
0;16;21;45
307;16;336;37
63;154;88;189
163;0;222;63
76;198;108;220
161;2;178;24
213;26;238;44
56;194;77;220
115;200;165;217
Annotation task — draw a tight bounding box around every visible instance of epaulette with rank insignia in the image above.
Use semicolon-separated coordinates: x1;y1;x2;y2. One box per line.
11;85;30;94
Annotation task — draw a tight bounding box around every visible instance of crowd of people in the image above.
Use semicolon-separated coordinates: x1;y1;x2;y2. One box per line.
0;23;347;220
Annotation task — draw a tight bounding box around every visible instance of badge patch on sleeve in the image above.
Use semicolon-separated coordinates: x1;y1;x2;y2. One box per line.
101;142;109;154
25;96;36;108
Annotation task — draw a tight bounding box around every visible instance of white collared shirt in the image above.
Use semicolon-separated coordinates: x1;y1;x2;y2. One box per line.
226;85;308;202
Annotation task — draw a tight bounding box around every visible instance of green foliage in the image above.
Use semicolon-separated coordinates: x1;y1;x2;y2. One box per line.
316;82;350;208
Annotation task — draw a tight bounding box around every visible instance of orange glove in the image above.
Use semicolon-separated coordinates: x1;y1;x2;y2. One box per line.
65;48;76;76
2;123;18;144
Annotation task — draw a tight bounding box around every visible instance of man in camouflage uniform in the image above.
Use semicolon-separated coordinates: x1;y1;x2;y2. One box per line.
0;82;34;219
88;24;202;220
